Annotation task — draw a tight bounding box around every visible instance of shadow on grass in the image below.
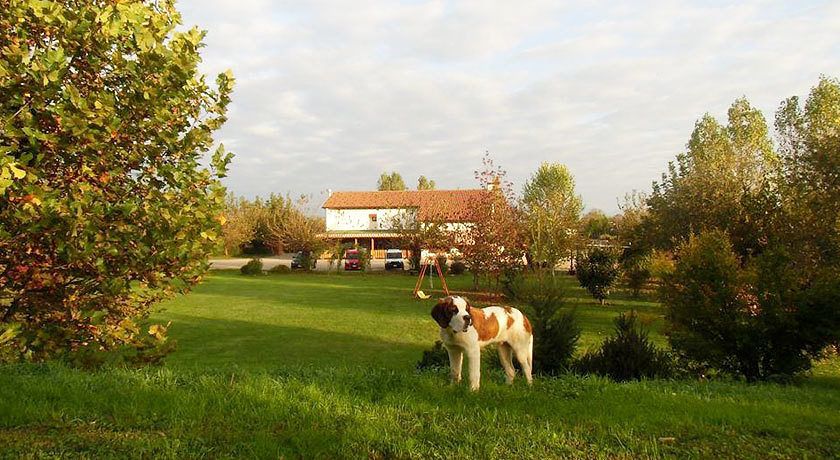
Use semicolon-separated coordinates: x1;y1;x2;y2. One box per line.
160;314;429;371
167;277;443;322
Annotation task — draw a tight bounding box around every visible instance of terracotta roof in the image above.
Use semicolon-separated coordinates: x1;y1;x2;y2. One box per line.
322;189;487;222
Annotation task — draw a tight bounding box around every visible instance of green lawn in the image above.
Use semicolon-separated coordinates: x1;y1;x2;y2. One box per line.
1;271;839;459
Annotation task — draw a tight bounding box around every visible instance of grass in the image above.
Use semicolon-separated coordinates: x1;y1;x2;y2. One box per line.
1;271;839;459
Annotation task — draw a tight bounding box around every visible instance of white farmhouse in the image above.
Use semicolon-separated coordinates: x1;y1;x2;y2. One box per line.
321;189;485;259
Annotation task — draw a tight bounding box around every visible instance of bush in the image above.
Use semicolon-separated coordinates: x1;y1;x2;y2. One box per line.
533;309;580;375
664;230;840;381
1;319;176;368
576;248;619;304
416;341;449;371
269;264;291;274
240;258;264;275
450;260;467;275
574;311;672;381
505;274;580;374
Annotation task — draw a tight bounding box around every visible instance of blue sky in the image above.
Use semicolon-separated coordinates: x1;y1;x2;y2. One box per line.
178;0;839;213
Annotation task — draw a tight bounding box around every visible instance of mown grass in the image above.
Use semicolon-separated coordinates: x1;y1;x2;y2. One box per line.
1;271;838;459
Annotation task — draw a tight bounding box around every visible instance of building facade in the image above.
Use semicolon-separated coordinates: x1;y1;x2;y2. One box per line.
321;189;484;259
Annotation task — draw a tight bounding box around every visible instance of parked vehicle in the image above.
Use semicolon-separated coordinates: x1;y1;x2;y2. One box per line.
385;249;405;271
291;251;316;269
344;249;361;270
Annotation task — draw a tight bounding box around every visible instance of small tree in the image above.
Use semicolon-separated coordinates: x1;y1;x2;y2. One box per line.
456;153;525;290
614;190;650;252
327;241;352;274
377;171;406;191
520;162;583;276
357;246;372;272
580;209;612;240
576;248;619;304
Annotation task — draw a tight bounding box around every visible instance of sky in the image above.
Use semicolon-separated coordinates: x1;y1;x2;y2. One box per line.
177;0;839;214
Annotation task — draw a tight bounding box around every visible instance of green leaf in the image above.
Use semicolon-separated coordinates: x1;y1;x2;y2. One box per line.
9;164;26;179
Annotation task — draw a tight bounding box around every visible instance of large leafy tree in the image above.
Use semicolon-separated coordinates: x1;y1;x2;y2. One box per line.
580;209;611;240
221;194;259;257
267;196;326;269
775;76;840;270
377;171;406;191
646;98;778;259
520;162;582;274
656;77;840;380
0;1;233;362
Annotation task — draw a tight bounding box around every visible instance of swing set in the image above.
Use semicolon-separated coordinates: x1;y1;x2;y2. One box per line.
412;254;450;299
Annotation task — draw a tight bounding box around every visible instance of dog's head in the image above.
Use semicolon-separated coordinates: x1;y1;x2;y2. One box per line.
431;296;472;332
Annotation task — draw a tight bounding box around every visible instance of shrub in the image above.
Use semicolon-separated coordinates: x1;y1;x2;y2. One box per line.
574;311;672;381
269;264;291;274
576;248;619;304
532;309;580;375
240;258;264;275
416;341;449;371
664;230;840;381
505;274;580;374
450;260;466;275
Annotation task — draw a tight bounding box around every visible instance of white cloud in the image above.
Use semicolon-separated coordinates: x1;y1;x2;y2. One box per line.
177;0;840;212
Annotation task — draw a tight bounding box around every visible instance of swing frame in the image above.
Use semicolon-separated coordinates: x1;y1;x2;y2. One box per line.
413;254;450;299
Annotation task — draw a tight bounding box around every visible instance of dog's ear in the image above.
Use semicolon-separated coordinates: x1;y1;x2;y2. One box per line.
431;299;454;329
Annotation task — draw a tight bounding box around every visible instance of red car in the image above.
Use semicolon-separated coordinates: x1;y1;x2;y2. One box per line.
344;249;362;270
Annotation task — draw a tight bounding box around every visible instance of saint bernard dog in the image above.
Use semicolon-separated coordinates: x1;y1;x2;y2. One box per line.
431;295;533;391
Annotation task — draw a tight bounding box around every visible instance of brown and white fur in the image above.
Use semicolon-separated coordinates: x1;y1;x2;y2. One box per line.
431;295;533;391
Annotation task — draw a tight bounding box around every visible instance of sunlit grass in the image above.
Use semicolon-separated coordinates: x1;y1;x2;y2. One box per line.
1;271;838;458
